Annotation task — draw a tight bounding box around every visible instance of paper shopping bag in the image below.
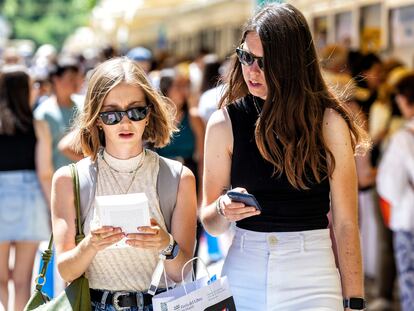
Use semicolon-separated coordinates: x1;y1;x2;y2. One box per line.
152;275;236;311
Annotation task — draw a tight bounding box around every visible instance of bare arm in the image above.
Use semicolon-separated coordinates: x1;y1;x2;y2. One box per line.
34;120;54;207
57;129;84;162
52;166;124;282
323;108;364;301
165;166;197;281
200;108;259;236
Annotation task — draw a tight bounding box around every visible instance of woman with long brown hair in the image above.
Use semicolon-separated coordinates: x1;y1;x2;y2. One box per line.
200;3;369;310
0;66;50;311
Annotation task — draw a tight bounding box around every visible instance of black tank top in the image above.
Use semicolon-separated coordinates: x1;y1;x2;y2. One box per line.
227;95;330;232
0;126;36;171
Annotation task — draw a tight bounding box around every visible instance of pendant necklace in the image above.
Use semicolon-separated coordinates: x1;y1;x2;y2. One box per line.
102;150;146;194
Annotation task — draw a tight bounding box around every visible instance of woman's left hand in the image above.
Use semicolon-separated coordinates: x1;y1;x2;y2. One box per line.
125;218;170;251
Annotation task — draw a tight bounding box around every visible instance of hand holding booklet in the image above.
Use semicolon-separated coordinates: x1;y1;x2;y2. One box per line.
94;193;151;235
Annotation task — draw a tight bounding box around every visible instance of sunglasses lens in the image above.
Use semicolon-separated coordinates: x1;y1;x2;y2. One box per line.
100;112;121;125
100;106;149;125
127;107;149;121
236;48;264;70
243;51;254;65
257;59;264;70
237;49;253;66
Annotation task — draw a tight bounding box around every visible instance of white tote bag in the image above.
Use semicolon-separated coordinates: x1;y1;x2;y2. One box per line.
152;258;236;311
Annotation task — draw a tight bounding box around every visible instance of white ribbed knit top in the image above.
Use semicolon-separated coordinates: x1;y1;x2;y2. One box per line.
84;149;167;291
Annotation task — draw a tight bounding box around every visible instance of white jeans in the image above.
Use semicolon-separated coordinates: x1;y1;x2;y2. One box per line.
221;227;343;311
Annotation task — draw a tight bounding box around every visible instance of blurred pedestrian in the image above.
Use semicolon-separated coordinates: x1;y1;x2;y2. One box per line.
198;55;228;124
51;57;197;310
34;56;81;205
377;73;414;311
200;3;369;310
126;47;153;74
0;66;49;311
157;67;205;186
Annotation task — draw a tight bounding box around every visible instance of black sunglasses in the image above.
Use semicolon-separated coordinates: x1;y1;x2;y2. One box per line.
99;106;150;125
236;47;264;71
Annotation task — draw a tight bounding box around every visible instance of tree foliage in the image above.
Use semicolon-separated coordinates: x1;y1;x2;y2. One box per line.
1;0;97;50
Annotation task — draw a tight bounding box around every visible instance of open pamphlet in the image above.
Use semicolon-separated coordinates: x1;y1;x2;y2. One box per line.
94;193;151;247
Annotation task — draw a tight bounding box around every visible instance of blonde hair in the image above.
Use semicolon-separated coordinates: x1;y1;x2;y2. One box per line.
76;57;176;160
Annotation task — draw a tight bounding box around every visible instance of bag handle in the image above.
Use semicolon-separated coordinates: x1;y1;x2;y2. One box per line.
34;163;85;290
180;257;211;295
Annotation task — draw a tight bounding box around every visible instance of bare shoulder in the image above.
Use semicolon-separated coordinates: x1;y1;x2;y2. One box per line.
323;108;351;143
206;108;232;144
323;108;348;129
179;166;196;187
207;107;230;128
52;165;73;192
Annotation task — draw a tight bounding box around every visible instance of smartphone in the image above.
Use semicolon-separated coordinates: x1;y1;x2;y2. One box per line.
226;190;262;211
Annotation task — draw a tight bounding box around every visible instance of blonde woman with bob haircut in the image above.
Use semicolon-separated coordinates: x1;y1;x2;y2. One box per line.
51;57;197;311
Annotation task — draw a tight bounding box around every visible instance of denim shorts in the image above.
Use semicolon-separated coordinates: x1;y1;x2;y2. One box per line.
0;170;50;242
91;301;153;311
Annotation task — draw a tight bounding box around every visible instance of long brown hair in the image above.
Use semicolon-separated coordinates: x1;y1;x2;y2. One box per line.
76;57;176;160
0;67;32;135
220;3;369;189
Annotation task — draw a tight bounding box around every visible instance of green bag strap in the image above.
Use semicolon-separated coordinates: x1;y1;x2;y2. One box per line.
34;163;84;291
70;163;85;244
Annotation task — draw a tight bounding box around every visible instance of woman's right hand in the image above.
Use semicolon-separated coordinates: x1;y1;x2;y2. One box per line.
219;187;261;221
88;226;125;251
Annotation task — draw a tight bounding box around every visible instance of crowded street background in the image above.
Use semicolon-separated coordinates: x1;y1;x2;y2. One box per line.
1;0;414;310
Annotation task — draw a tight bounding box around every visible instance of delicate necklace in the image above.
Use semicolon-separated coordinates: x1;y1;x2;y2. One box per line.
252;96;262;116
253;96;279;140
102;150;146;194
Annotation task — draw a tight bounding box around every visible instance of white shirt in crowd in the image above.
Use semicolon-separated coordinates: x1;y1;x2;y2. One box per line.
198;84;226;124
377;118;414;232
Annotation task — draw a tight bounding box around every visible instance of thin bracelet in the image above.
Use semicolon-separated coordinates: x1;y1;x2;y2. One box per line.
215;195;225;216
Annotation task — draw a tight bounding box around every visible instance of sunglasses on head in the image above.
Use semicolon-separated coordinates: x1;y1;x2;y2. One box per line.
99;106;150;125
236;47;264;71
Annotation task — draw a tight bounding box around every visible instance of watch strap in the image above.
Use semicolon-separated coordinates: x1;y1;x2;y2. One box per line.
343;297;366;310
165;240;179;260
160;233;174;256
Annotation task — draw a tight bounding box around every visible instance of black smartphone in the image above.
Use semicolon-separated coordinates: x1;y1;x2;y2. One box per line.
226;190;262;211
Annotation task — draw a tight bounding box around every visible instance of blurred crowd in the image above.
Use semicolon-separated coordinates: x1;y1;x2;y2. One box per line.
0;40;414;311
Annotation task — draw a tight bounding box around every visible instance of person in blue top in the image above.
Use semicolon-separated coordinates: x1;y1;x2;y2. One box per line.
34;56;81;205
156;67;205;186
201;3;370;310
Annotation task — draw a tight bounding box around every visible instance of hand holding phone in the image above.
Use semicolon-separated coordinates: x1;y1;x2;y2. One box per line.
226;190;262;211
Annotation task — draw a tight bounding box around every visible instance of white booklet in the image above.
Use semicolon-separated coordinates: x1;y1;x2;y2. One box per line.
94;193;151;234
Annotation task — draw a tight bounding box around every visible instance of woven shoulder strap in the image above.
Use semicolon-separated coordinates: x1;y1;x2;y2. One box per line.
34;164;85;291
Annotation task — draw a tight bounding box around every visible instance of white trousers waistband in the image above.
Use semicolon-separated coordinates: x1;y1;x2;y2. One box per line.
222;227;343;311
